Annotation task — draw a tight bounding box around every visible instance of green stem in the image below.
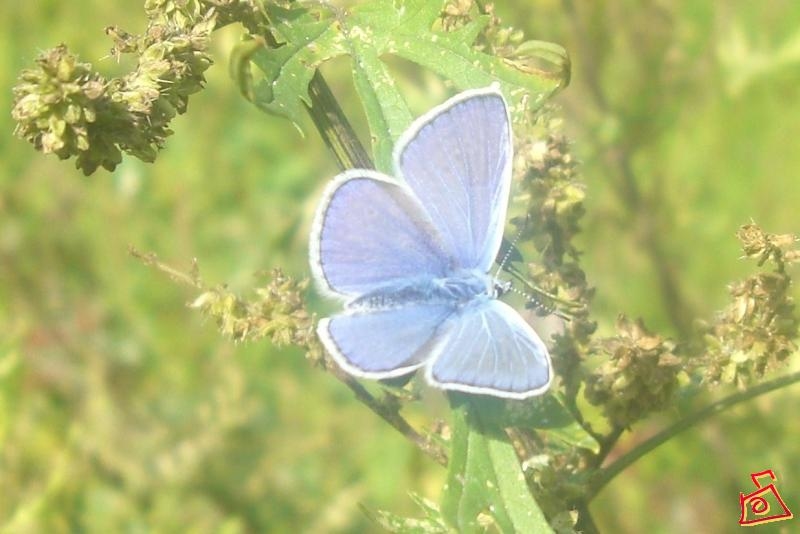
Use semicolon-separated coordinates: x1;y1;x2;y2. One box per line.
296;72;455;467
329;364;449;467
305;71;374;170
130;247;448;466
128;246;202;289
587;369;800;499
592;426;624;468
575;500;599;534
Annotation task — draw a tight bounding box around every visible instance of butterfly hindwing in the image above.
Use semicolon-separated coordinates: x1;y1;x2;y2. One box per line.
319;303;455;378
426;299;552;399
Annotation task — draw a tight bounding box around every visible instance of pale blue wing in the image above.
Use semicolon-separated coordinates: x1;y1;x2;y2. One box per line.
318;303;455;378
425;299;551;399
310;169;452;300
394;87;512;272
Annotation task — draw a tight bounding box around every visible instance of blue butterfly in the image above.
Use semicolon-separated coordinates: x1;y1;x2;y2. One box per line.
309;86;552;399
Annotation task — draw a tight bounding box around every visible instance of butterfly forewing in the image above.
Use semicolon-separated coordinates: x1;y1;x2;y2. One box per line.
310;170;452;300
394;88;512;273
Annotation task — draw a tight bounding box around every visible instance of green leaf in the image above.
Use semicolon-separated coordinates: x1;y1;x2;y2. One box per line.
519;395;601;454
249;0;568;170
492;394;579;429
464;394;599;454
251;4;345;125
361;493;453;533
441;395;553;534
542;423;601;455
349;44;412;171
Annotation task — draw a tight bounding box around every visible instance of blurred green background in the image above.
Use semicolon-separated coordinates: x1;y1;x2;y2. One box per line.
2;1;799;532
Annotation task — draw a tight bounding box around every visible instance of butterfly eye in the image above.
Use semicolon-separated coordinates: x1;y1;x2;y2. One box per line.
493;279;512;298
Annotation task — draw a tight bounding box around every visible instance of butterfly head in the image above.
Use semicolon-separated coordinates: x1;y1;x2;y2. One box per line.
492;278;512;299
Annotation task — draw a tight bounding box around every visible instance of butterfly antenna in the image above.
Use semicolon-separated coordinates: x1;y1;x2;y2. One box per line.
494;216;529;280
505;283;571;321
499;251;578;321
494;216;575;320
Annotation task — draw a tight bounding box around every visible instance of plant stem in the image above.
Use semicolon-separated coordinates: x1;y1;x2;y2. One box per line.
305;71;374;170
250;19;442;465
586;369;800;499
259;16;372;170
592;426;624;468
575;500;600;534
328;364;449;467
295;71;456;467
130;246;448;466
129;246;203;289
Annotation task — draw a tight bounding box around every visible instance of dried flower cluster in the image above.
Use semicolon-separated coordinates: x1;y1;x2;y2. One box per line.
521;447;585;527
518;132;586;283
507;115;594;532
190;268;322;360
515;127;595;405
585;316;682;427
11;46;112;172
697;224;799;388
11;1;264;175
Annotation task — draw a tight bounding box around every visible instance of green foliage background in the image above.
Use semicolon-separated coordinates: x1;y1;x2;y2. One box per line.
2;1;799;532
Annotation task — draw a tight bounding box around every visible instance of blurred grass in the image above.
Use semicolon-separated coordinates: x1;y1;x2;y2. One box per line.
2;1;800;533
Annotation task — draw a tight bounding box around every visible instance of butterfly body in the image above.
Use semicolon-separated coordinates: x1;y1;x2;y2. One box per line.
347;269;491;311
310;86;553;399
